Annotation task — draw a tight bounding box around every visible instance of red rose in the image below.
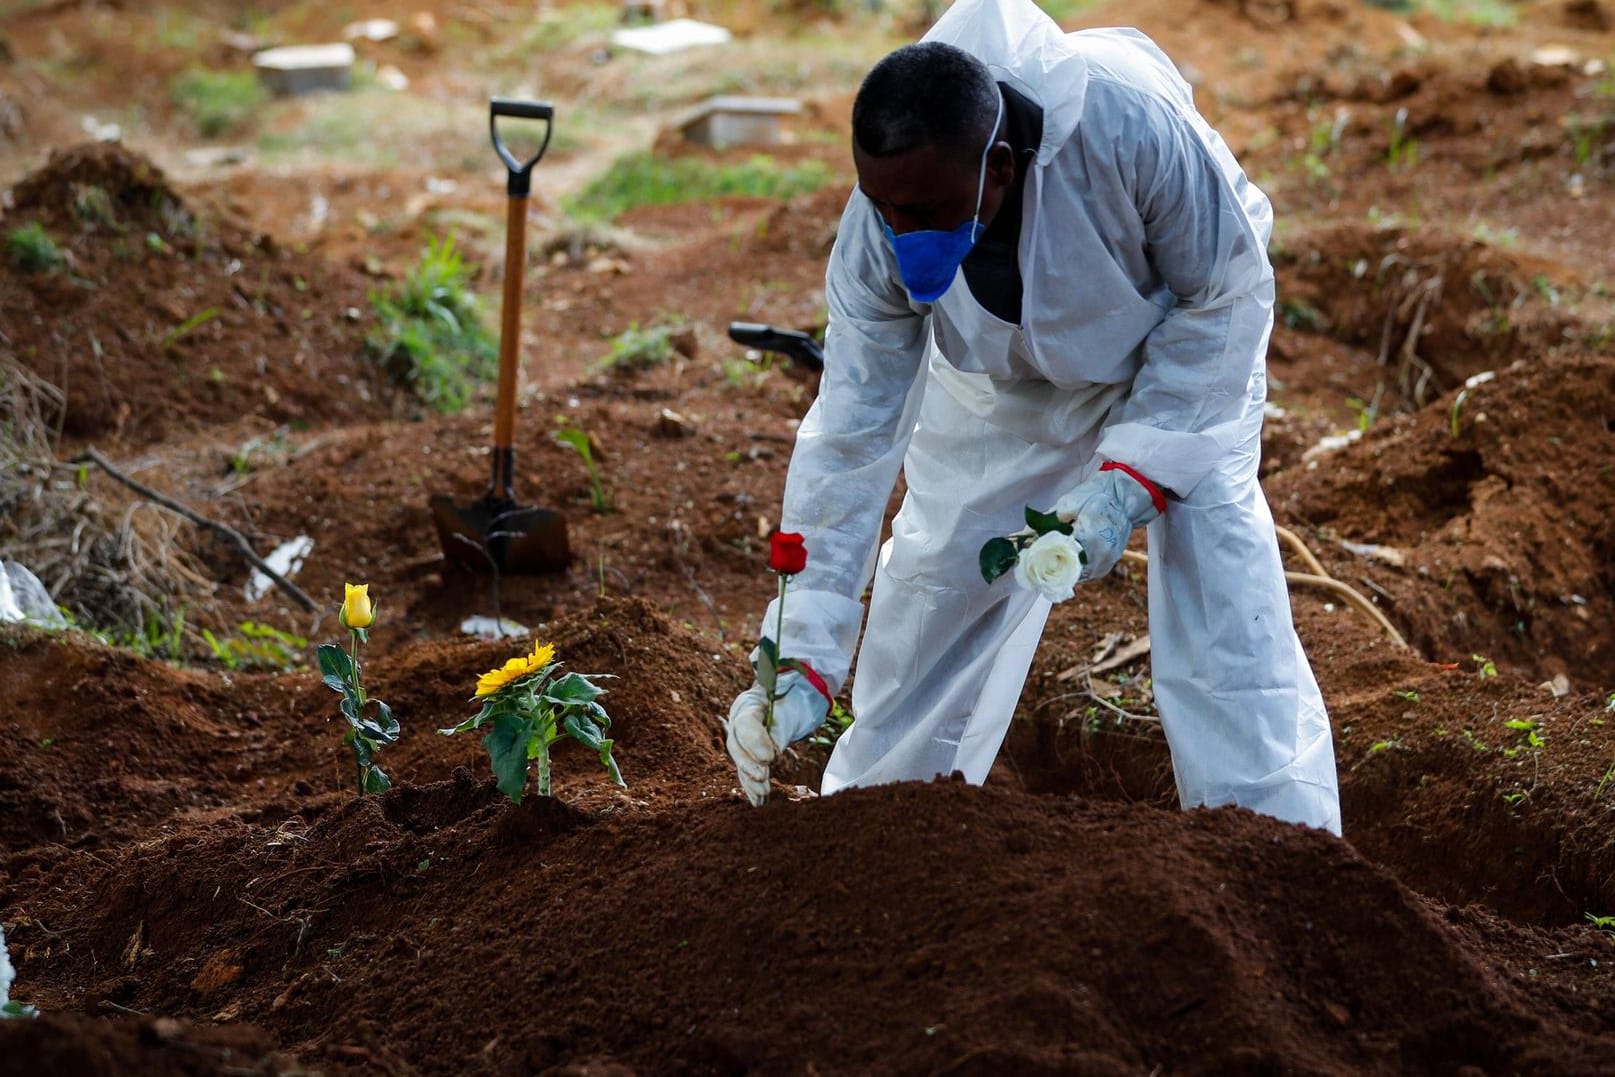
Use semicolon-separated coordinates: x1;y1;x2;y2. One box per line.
768;531;808;575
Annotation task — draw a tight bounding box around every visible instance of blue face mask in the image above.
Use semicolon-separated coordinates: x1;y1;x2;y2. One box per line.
880;95;1003;304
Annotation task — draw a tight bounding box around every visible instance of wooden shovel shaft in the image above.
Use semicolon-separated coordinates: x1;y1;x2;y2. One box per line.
493;195;527;463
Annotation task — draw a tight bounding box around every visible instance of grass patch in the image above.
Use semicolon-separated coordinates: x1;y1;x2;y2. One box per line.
170;67;267;138
565;152;831;223
1368;0;1518;26
5;223;65;274
595;320;686;373
368;235;497;413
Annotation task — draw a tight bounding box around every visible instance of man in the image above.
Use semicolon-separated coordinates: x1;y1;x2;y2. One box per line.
724;0;1342;835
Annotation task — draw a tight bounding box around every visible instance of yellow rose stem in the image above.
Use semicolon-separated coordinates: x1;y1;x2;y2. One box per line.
765;572;788;735
348;627;367;794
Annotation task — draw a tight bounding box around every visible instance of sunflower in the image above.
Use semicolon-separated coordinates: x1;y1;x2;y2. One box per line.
474;641;557;697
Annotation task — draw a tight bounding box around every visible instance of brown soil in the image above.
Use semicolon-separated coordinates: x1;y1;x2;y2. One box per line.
5;0;1615;1072
1;144;393;447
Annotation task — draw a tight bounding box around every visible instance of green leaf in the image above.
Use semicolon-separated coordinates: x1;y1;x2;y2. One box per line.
363;765;391;794
484;712;537;803
756;636;779;695
563;711;625;787
317;644;353;693
1024;505;1072;536
543;671;607;707
979;537;1020;584
364;699;400;745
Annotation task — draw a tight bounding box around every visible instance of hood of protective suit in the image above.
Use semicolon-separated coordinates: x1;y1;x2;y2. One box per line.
922;0;1089;166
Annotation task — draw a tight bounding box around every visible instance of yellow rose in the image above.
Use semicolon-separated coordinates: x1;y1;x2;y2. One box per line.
340;582;375;630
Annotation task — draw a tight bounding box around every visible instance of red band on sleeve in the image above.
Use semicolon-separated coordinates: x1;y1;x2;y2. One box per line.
792;661;834;705
1100;460;1168;515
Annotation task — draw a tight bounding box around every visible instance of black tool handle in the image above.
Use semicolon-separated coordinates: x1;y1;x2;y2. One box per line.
490;98;555;197
727;322;825;371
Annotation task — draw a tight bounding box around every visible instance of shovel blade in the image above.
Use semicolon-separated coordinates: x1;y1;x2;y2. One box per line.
431;494;570;575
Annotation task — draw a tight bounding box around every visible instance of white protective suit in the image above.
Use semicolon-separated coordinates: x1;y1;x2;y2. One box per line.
766;0;1341;834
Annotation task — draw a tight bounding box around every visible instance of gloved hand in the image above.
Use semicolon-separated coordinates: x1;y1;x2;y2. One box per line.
725;669;830;806
1053;462;1166;581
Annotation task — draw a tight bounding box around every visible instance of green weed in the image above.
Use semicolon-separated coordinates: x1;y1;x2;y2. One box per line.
1386;107;1418;172
809;699;855;750
161;307;220;351
565;153;831;223
1375;0;1518;26
595;320;685;373
1473;653;1498;678
169;68;267;138
72;184;120;230
5;222;65;274
367;235;496;413
202;622;307;672
555;426;612;512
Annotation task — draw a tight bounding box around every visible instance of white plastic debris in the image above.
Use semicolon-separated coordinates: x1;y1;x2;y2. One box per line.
1541;673;1571;698
246;536;314;602
0;921;31;1016
80;115;122;142
1263;401;1288;419
610;18;732;55
0;560;67;629
1531;45;1580;68
460;615;529;640
1301;427;1363;462
0;569;19;625
377;65;410;91
342;18;399;42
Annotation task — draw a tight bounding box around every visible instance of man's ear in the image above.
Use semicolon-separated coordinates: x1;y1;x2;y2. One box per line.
985;141;1017;194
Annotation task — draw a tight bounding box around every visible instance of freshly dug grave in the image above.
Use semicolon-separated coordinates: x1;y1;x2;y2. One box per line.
10;778;1615;1076
0;143;393;447
1268;350;1615;687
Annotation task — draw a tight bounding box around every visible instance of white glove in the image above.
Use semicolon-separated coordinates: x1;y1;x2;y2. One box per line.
1053;464;1164;581
724;670;830;806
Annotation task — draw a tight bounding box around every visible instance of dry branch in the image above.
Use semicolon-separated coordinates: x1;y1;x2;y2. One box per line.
71;448;318;614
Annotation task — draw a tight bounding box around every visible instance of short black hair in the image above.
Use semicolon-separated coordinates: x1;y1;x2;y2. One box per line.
852;42;999;163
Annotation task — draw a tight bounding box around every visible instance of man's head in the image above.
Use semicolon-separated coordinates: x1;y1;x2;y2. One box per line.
852;42;1016;238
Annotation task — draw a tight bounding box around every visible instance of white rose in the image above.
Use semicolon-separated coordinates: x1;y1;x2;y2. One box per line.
1012;531;1086;603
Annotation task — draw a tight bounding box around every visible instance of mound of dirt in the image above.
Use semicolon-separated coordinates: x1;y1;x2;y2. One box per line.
0;143;393;447
1272;223;1596;407
10;780;1615;1074
1270;352;1615;686
0;597;743;856
0;1013;293;1077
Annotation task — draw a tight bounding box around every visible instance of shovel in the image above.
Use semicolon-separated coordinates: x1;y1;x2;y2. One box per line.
726;322;824;371
431;98;570;576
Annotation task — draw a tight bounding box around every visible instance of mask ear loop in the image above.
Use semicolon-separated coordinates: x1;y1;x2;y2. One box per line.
969;92;1006;237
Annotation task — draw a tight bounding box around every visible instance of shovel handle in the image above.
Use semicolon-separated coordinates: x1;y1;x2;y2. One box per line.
489;98;554;483
489;98;554;198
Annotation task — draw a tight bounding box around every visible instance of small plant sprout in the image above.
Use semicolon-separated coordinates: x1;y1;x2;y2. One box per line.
1587;913;1615;937
555;425;612;512
5;222;65;274
1386;107;1418;171
1473;654;1498;678
441;640;623;802
317;583;399;795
